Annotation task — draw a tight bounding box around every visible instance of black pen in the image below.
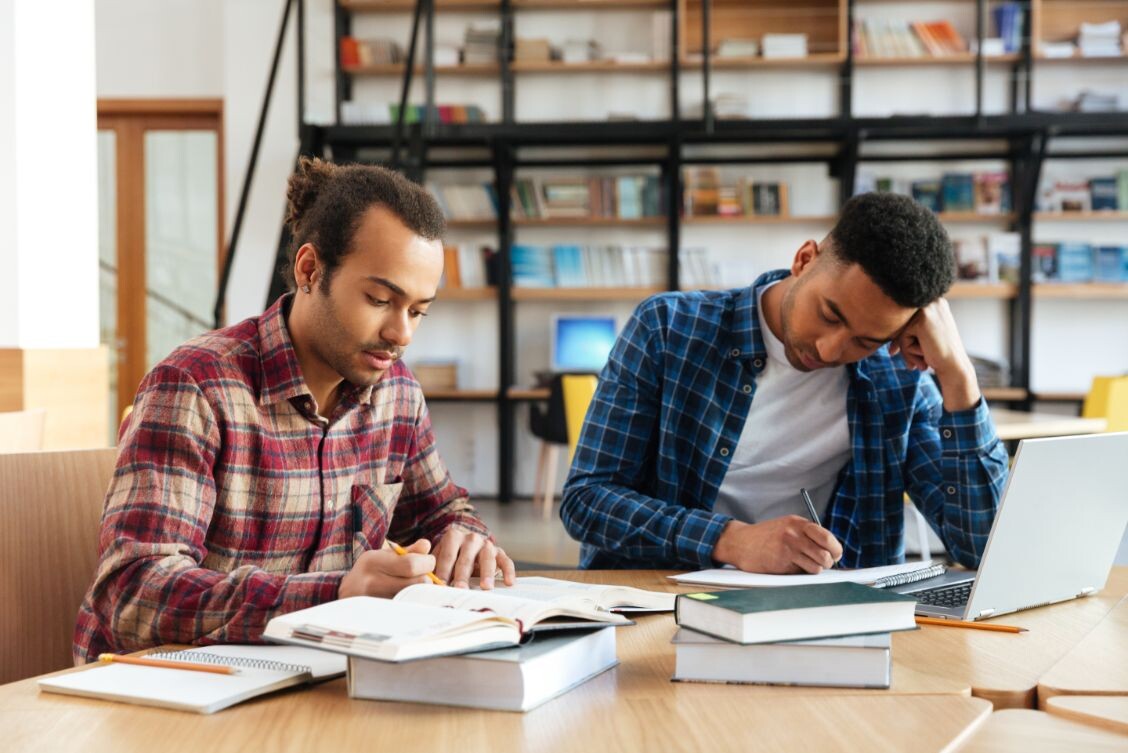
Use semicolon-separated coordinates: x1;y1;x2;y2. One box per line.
800;487;838;569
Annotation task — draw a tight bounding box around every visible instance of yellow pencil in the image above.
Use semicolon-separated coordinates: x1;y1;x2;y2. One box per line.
915;616;1027;634
387;540;445;585
98;653;237;675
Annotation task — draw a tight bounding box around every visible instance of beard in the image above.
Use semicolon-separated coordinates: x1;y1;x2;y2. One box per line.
308;291;403;386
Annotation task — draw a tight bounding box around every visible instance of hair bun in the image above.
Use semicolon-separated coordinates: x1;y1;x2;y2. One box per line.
285;156;336;234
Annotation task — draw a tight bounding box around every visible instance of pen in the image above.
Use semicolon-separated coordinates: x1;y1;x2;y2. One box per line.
387;540;446;585
800;487;838;569
915;616;1027;634
98;653;237;675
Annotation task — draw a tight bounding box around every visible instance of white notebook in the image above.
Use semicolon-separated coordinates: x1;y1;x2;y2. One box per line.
669;561;945;589
38;645;346;714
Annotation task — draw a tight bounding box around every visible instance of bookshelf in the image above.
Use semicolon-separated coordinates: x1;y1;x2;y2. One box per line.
250;0;1128;500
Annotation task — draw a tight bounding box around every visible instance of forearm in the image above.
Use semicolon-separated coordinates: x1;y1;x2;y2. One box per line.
933;359;982;413
560;477;730;568
91;545;342;650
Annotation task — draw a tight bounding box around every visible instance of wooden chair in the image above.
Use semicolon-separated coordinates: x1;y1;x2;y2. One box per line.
0;408;47;452
1083;375;1128;433
0;447;118;683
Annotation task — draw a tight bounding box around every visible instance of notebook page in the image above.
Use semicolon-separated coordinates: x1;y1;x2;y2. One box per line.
395;584;629;626
488;577;675;612
195;644;345;679
669;561;939;588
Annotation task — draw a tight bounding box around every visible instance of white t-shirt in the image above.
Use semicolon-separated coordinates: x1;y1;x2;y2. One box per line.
713;283;852;524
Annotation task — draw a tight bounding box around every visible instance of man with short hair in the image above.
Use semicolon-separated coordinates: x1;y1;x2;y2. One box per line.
561;192;1008;573
75;158;514;663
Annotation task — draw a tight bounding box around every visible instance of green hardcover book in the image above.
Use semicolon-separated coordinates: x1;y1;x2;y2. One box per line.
1118;169;1128;211
674;582;918;645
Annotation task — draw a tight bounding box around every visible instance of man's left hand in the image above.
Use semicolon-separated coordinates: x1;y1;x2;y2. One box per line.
889;298;981;412
433;529;517;589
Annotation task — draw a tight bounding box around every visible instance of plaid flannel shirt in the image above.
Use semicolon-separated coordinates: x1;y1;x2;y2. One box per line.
74;295;488;663
561;270;1009;571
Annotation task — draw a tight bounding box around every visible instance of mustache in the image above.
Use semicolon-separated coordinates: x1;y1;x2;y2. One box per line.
362;343;404;360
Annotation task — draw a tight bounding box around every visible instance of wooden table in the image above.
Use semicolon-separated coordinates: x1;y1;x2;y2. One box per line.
893;567;1128;710
1038;595;1128;706
959;709;1128;752
990;407;1107;441
1045;696;1128;736
4;569;1127;752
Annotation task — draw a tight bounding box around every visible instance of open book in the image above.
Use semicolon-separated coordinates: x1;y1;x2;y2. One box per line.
38;645;346;714
488;576;676;613
264;585;630;663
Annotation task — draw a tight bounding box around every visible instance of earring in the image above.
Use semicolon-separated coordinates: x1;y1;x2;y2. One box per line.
301;284;311;294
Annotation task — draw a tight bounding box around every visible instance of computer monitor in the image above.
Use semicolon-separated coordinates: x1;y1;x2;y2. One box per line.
551;314;618;373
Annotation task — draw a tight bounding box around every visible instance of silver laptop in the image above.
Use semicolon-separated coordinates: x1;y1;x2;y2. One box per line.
895;432;1128;620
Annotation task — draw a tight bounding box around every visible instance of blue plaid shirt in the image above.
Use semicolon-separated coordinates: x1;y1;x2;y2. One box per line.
561;270;1009;571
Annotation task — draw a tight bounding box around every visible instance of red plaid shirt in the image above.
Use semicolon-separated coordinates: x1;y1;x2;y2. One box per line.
74;295;489;663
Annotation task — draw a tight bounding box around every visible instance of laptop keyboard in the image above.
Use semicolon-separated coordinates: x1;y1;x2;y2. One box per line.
917;581;973;608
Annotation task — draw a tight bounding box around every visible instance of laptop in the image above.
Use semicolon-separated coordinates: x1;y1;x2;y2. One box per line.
894;432;1128;620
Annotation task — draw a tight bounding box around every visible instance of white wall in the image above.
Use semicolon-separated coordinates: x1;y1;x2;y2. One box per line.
1;0;99;349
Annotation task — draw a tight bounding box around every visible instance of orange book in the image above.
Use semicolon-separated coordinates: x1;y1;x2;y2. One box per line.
912;22;943;57
442;245;462;288
340;36;360;68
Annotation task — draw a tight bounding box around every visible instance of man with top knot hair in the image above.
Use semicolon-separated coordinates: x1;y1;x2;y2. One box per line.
75;158;515;663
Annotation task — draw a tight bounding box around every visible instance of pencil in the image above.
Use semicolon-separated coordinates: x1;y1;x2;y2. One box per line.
915;616;1027;633
387;540;445;585
98;653;237;675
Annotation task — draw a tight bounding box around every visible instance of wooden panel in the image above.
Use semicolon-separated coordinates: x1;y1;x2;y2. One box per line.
0;409;47;452
1037;1;1128;44
681;0;843;57
961;709;1128;752
0;448;118;684
14;348;110;450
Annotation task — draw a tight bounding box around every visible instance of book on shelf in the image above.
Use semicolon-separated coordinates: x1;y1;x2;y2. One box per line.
992;3;1025;54
940;173;976;213
463;21;501;65
1090;177;1119;211
1119;170;1128;210
911;180;942;212
349;626;617;712
716;38;759;59
38;645;346;715
1057;242;1095;282
1095;246;1128;283
1032;243;1059;283
974;172;1009;214
514;37;552;62
511;244;666;289
341;102;486;126
264;584;630;663
954;232;1019;284
1045;180;1093;213
340;36;404;67
429;183;498;222
439;244;495;290
1078;21;1122;58
761;33;807;60
671;629;892;689
674;582;917;645
508;175;662;221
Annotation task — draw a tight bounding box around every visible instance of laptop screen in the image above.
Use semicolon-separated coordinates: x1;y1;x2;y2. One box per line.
551;314;617;372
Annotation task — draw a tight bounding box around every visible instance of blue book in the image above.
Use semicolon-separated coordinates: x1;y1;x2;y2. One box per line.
1091;178;1119;211
1095;246;1126;282
911;180;942;212
1057;243;1094;283
940;173;975;212
510;244;556;287
551;245;586;287
617;176;643;219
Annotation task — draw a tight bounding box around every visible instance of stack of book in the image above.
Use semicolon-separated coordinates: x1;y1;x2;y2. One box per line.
339;36;403;68
1038;172;1128;213
1078;21;1122;58
683;168;790;218
1032;243;1128;283
511;244;667;288
761;33;807;59
510;175;663;221
672;582;917;688
854;19;967;59
463;21;501;65
263;577;672;712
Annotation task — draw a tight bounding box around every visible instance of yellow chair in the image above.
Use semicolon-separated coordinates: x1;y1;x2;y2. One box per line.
531;374;598;520
1082;376;1128;433
562;374;598;462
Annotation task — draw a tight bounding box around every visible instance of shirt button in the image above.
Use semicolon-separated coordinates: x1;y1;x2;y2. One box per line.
720;447;730;457
942;429;953;439
947;486;956;495
742;384;752;394
730;348;741;357
753;358;764;368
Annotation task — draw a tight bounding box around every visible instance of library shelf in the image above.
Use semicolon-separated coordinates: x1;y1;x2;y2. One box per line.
1033;391;1087;402
343;63;499;77
1033;211;1128;222
511;60;670;74
1034;283;1128;300
854;53;1021;67
949;282;1018;299
682;214;837;225
983;387;1029;402
683;53;846;70
515;217;666;227
508;387;550;401
340;0;499;11
511;286;664;302
422;389;499;401
437;287;497;301
937;212;1017;223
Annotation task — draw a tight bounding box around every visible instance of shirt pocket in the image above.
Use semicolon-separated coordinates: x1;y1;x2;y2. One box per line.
351;481;403;562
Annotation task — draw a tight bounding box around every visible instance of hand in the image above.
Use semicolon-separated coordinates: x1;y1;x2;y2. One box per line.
888;298;981;411
713;517;843;574
338;539;437;599
433;529;517;590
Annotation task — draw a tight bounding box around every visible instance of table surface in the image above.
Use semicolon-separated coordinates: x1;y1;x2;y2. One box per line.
5;569;1128;752
990;407;1107;441
959;709;1128;752
1045;696;1128;736
1038;595;1128;705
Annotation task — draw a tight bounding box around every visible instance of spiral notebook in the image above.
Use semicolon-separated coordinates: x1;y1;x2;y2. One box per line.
669;561;946;589
38;645;346;714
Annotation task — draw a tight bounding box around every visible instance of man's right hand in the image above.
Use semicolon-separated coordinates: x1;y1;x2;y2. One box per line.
338;539;437;599
713;517;843;574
